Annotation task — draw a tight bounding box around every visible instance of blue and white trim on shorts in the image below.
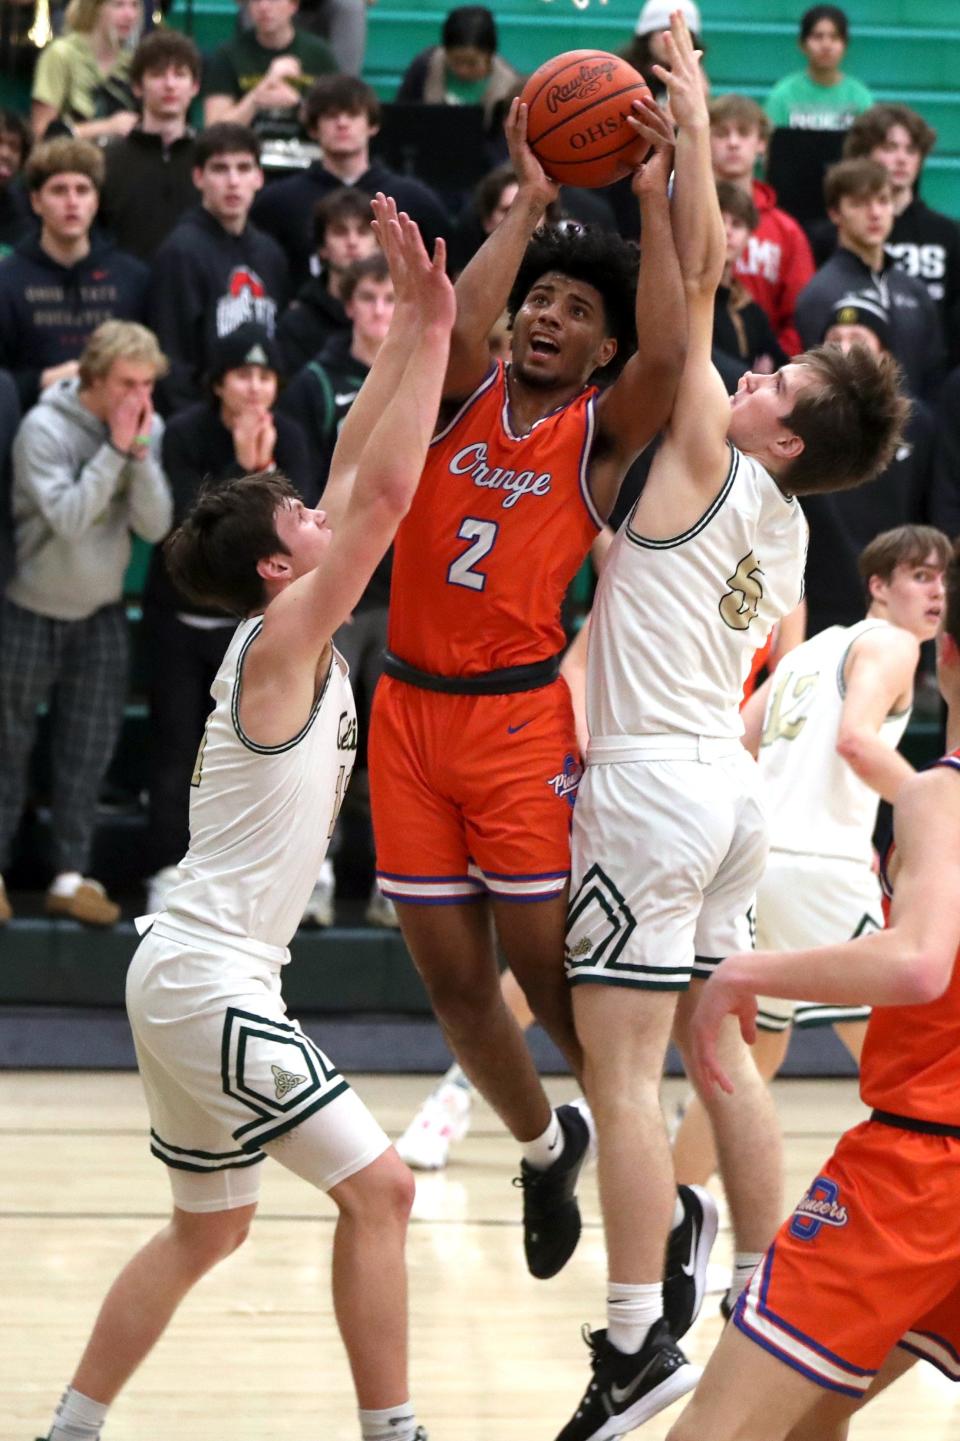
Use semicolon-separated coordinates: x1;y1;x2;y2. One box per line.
377;862;569;905
734;1246;876;1398
899;1329;960;1381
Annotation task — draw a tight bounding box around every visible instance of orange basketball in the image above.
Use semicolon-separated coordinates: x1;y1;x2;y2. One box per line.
521;50;651;189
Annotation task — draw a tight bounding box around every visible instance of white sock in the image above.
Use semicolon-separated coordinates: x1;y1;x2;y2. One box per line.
607;1280;663;1354
49;871;84;897
725;1251;764;1312
48;1386;109;1441
671;1194;685;1229
521;1109;564;1170
359;1400;417;1440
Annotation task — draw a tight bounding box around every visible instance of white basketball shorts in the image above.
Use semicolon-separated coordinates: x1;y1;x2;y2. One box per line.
754;853;880;1032
564;736;767;990
126;915;390;1212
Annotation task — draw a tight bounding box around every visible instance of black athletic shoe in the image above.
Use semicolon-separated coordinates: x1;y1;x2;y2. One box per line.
662;1184;719;1340
720;1291;734;1323
554;1321;700;1441
513;1102;590;1279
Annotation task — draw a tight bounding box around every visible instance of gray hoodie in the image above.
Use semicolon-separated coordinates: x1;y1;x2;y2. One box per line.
7;377;171;620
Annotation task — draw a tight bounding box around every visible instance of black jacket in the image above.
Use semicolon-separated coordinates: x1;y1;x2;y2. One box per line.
251;159;450;288
275;274;349;375
148;208;290;415
144;399;315;617
0;182;35;260
0;233;149;410
795;245;945;399
713;283;788;377
99;127;199;262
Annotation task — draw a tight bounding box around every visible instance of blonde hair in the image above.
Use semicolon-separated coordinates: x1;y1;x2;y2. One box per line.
25;136;105;191
65;0;138;40
78;321;169;386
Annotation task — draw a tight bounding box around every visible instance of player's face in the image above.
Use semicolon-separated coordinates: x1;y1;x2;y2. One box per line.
710;123;764;182
831;187;894;251
823;321;884;356
136;62;199;122
873;124;923;194
802;18;845;72
31;171;99;241
874;553;946;642
346;277;395;347
216;363;278;418
273;498;332;576
512;272;615;388
314;107;374;158
320;217;377;272
194;152;263;225
727;363;812;450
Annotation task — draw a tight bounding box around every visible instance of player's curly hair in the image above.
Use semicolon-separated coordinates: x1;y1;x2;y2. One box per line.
164;472;299;617
507;224;639;381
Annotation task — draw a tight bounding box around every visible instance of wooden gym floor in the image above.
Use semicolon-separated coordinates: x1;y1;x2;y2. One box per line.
4;1072;958;1441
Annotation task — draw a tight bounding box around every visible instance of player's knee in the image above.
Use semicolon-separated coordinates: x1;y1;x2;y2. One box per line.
172;1207;253;1269
338;1150;415;1228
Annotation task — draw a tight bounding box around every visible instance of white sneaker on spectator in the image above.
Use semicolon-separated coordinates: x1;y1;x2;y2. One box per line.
366;880;400;928
0;874;11;925
302;859;335;928
396;1079;474;1170
145;865;181;914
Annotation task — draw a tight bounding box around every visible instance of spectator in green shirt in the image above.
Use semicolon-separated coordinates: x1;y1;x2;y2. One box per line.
203;0;337;163
31;0;140;142
765;4;872;133
396;6;522;138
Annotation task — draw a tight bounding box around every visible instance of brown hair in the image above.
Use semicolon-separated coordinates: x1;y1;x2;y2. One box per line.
945;538;960;651
858;525;953;603
844;103;936;164
824;157;890;211
302;75;381;132
340;251;390;306
474;162;517;226
78;320;168;387
25;136;105;192
164;472;300;616
708;93;771;142
779;343;911;496
716;180;757;232
312;186;374;248
131;28;201;86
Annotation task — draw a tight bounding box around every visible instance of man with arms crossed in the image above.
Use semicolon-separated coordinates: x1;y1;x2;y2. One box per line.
35;200;452;1441
672;524;951;1197
368;91;686;1282
557;14;909;1437
671;536;960;1441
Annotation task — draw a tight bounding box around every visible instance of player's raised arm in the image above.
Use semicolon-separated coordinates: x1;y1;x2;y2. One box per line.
689;765;960;1095
588;99;685;514
444;99;559;400
835;626;919;803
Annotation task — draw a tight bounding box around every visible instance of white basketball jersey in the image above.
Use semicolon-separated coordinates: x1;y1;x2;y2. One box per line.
587;445;808;744
163;617;357;948
759;618;911;864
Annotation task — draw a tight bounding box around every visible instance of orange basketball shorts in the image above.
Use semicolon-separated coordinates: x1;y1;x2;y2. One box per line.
734;1118;960;1395
369;674;581;905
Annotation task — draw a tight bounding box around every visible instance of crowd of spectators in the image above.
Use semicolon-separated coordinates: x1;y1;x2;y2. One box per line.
0;0;958;930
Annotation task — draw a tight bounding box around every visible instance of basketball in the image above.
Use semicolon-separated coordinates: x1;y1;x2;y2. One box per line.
520;50;652;190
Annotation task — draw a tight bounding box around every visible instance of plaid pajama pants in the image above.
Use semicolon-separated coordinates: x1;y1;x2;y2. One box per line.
0;597;129;874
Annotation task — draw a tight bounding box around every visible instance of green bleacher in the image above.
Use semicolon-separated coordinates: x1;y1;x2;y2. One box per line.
166;0;960;214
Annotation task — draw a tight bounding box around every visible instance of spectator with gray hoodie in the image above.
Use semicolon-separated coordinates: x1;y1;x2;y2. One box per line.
0;321;171;928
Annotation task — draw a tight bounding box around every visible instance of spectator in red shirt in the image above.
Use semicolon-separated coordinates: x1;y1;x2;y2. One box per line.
709;93;815;355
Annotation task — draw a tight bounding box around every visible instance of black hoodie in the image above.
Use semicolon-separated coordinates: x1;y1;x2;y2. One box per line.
0;233;149;411
275;273;349;376
147;207;290;415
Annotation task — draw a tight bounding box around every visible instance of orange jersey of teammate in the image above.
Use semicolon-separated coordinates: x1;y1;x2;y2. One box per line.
387;361;602;676
861;748;960;1126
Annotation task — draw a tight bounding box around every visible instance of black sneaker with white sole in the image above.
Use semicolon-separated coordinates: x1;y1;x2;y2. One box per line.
513;1102;590;1279
554;1320;700;1441
661;1184;719;1340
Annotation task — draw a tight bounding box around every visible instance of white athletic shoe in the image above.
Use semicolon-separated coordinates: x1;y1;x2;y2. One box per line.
396;1081;473;1170
366;880;400;928
302;859;335;928
145;864;181;914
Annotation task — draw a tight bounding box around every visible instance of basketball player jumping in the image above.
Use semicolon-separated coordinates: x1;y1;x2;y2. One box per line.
556;12;910;1438
669;538;960;1441
368;89;686;1279
35;200;453;1441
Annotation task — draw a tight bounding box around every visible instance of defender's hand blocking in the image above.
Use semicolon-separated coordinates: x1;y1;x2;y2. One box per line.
688;960;760;1097
648;9;709;130
505;98;560;208
371;193;455;331
626;95;675;198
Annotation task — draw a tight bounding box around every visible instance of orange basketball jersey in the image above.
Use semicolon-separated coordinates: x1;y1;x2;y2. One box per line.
861;749;960;1126
387;362;602;676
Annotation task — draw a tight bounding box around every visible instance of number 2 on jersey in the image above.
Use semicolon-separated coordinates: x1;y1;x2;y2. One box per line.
447;517;499;592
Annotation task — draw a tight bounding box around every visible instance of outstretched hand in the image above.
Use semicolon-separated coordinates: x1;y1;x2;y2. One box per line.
687;960;760;1097
504;98;560;208
648;9;709;130
371;192;455;331
626;93;675;197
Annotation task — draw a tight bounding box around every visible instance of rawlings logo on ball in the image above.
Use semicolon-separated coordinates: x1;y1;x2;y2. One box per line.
545;60;617;112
